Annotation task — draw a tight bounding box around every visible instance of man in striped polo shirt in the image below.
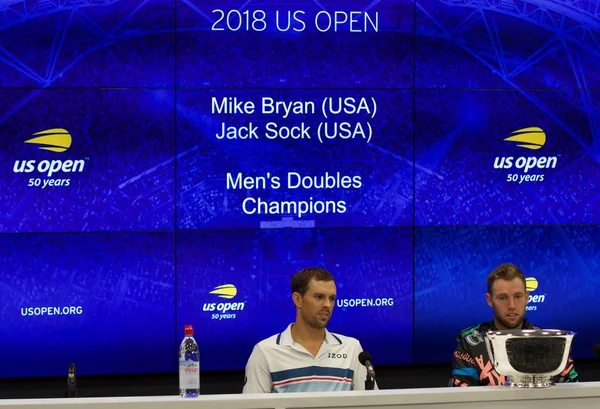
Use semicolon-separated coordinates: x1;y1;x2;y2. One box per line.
242;267;373;393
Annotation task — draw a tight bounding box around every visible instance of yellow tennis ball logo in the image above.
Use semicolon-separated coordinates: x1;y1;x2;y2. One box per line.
209;284;237;299
504;127;546;150
526;277;538;292
25;129;72;153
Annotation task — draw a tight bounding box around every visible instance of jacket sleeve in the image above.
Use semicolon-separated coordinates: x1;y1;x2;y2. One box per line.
242;344;272;393
552;357;578;383
449;338;481;387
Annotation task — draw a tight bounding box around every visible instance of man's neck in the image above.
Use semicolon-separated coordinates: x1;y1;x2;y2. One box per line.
493;319;525;330
291;321;326;343
291;321;326;358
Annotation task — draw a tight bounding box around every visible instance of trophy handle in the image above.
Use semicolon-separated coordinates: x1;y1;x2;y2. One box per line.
483;332;497;367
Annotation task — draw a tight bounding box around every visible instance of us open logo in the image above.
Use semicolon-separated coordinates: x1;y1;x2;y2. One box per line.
494;127;558;184
203;284;246;321
24;128;72;152
504;127;546;150
13;129;88;188
526;277;546;312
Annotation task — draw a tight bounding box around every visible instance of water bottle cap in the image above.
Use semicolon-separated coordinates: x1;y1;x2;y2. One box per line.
184;325;194;336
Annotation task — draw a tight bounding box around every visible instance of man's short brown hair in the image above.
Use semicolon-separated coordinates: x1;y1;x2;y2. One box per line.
487;263;526;294
291;267;334;296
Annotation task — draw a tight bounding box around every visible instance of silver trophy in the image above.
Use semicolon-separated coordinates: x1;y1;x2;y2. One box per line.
483;329;575;388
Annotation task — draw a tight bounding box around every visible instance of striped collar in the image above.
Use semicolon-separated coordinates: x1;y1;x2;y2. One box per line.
276;323;342;347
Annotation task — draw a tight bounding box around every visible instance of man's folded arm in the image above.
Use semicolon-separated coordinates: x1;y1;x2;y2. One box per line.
449;340;481;387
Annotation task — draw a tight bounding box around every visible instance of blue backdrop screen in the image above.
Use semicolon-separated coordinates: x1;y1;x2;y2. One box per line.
176;1;413;88
176;89;413;229
0;90;175;233
0;0;599;379
177;228;413;370
0;0;174;87
0;232;175;377
415;90;600;226
415;226;600;363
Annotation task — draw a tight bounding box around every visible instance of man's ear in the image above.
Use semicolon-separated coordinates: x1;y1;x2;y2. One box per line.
486;293;493;308
292;292;302;308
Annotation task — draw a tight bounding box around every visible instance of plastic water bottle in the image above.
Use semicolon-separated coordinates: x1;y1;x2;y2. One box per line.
179;325;199;398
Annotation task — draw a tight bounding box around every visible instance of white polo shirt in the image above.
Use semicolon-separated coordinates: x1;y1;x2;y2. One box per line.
242;323;372;393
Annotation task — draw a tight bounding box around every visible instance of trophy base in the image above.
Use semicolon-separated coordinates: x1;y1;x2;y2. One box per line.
506;375;555;388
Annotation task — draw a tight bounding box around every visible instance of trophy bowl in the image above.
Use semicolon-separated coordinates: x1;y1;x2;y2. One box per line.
483;329;575;388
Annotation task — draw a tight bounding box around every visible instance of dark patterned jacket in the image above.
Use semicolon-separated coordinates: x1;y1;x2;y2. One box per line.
449;320;578;387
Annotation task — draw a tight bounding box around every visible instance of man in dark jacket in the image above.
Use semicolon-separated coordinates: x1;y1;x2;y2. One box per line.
449;263;578;387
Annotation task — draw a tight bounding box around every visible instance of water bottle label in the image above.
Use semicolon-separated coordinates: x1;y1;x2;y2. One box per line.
179;359;200;389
